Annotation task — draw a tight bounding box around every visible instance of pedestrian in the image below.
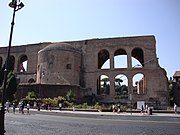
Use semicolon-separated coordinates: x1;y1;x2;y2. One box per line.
5;101;10;113
21;101;25;114
59;103;62;111
112;104;115;113
141;105;144;114
117;104;120;113
145;104;148;113
27;103;30;114
45;104;48;110
18;101;22;113
174;103;177;114
12;102;16;114
37;102;41;111
33;101;37;109
48;104;51;111
73;106;75;111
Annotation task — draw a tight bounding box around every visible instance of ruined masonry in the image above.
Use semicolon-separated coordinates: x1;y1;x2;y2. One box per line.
0;35;169;108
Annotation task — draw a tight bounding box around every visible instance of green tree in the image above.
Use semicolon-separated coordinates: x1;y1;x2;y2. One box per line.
0;56;18;102
115;77;128;98
24;91;37;100
101;78;110;95
115;78;123;86
0;65;5;87
6;71;17;101
66;90;75;103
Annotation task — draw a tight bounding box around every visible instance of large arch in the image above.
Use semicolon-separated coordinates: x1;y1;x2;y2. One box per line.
97;75;110;95
114;48;127;68
17;54;28;72
132;73;146;94
98;49;110;69
131;48;144;67
115;74;128;98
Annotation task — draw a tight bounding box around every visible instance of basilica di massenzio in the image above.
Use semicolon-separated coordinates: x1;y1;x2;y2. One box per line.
0;35;169;108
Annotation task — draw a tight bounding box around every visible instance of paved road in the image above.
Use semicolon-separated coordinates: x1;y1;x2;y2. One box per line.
5;110;180;135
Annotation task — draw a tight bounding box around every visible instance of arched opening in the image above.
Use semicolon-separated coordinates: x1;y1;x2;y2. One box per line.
133;73;145;94
131;48;144;68
97;75;110;95
98;49;110;69
0;56;3;69
101;59;110;69
114;49;127;68
9;55;15;71
115;74;128;98
28;78;36;83
18;54;28;72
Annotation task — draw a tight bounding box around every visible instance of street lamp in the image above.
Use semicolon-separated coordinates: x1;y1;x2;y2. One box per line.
0;0;24;134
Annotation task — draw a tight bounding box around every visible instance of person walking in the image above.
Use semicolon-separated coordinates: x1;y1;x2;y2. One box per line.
27;103;30;114
12;102;16;114
145;104;148;113
18;101;22;113
141;105;144;114
33;101;37;109
59;103;62;111
112;104;115;113
174;103;177;114
21;101;25;114
37;102;41;111
5;101;10;113
117;104;121;113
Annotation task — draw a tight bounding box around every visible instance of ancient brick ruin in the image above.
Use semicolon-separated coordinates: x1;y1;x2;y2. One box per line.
0;35;169;108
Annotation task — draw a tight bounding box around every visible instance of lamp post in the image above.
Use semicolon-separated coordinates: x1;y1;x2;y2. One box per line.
0;0;24;134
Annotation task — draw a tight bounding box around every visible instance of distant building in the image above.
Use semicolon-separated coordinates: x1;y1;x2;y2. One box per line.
173;71;180;106
0;35;169;108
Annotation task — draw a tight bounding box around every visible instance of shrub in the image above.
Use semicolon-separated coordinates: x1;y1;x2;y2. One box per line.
83;94;97;105
93;102;101;110
22;91;37;105
65;90;75;103
120;105;127;112
63;100;74;108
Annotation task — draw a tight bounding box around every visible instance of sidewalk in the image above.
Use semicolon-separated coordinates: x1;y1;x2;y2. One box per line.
29;108;180;117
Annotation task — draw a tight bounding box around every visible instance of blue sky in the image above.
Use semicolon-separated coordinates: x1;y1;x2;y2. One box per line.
0;0;180;78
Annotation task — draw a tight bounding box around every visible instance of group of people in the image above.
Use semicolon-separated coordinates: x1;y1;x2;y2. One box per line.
112;104;121;113
5;101;30;114
5;101;179;114
141;103;179;115
32;102;63;111
141;104;150;114
18;101;30;114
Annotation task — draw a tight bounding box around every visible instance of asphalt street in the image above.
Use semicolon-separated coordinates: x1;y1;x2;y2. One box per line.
4;110;180;135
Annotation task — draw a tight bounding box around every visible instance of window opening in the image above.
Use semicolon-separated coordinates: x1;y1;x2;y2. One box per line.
98;49;110;69
97;75;110;95
131;48;144;68
115;74;128;98
66;64;72;69
133;73;145;94
114;49;127;68
18;54;28;72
